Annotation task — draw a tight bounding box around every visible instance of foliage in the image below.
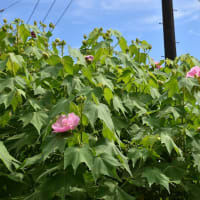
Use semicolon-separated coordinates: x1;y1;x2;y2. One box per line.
0;19;200;200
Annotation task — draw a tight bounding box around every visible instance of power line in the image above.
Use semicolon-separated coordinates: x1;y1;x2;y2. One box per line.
54;0;74;28
27;0;40;24
42;0;57;23
0;0;21;13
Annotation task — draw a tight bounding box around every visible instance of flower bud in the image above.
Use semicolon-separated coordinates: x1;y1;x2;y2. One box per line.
10;24;13;30
34;21;37;26
99;27;103;32
76;96;86;103
55;38;60;43
14;18;20;24
2;26;7;32
83;34;87;39
82;40;87;46
31;31;36;38
85;55;94;62
136;38;140;43
42;52;49;59
157;80;163;85
3;18;7;23
49;22;55;29
61;40;66;46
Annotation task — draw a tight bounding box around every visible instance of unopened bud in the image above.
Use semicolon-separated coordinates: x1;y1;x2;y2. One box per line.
49;22;55;29
83;34;87;39
82;40;87;46
34;21;37;26
55;38;60;43
3;18;7;23
42;52;49;59
136;38;140;43
157;80;163;85
61;40;66;46
14;18;20;24
2;26;7;32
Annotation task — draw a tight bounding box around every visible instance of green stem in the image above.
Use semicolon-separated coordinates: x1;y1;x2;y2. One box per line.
80;102;83;143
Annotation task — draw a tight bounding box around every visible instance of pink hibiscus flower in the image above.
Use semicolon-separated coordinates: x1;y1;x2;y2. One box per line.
186;66;200;78
52;113;80;133
85;55;94;62
154;61;162;69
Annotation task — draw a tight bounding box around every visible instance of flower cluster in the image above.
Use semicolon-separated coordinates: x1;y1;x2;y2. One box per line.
186;66;200;78
52;113;80;133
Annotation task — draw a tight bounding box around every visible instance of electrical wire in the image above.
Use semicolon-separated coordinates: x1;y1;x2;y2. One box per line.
27;0;40;24
54;0;74;28
42;0;57;23
0;0;21;13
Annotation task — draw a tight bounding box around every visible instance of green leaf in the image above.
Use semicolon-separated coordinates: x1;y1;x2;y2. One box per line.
83;101;114;131
102;123;118;141
0;77;15;92
178;77;199;93
25;46;42;59
64;145;94;172
193;153;200;172
40;65;62;79
158;106;181;121
92;153;121;180
28;98;42;111
96;74;114;90
104;87;113;105
119;36;128;53
50;96;74;119
97;103;114;131
22;154;42;168
0;141;19;171
20;111;48;134
42;136;66;160
128;148;150;168
18;24;30;42
95;139;132;176
113;96;126;115
83;100;98;127
63;56;74;75
46;55;61;65
6;53;25;75
68;46;86;66
97;181;135;200
0;110;11;127
164;77;179;97
150;87;160;99
160;133;182;156
142;167;170;193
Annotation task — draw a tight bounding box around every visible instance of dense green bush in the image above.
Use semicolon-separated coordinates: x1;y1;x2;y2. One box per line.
0;19;200;200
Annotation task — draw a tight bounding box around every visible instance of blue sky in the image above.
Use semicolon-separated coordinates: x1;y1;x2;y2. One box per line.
0;0;200;61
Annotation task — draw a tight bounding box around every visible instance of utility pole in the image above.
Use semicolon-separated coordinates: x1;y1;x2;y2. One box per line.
162;0;177;60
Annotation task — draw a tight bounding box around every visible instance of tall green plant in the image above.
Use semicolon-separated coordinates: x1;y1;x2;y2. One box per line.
0;19;200;200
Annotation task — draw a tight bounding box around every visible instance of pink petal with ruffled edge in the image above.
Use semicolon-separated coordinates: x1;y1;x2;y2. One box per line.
186;66;200;78
52;113;80;133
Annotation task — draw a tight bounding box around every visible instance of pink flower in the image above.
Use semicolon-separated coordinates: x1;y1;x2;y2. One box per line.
154;61;162;69
52;113;80;133
186;66;200;78
85;55;94;62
